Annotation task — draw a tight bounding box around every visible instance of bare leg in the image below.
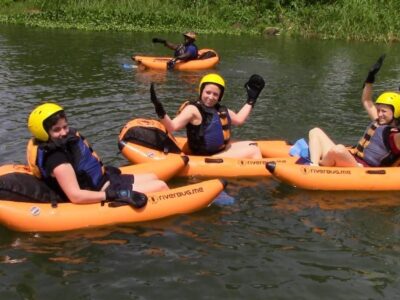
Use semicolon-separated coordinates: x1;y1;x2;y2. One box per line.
320;144;359;167
213;141;262;159
133;173;169;193
308;127;336;165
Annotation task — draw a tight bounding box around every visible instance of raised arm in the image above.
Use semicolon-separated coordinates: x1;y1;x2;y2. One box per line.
229;74;265;125
362;83;377;121
150;83;199;132
152;37;179;51
362;54;385;121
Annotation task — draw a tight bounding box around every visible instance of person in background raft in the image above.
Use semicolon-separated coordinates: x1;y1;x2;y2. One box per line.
152;31;198;70
308;54;400;167
149;73;265;159
26;103;168;206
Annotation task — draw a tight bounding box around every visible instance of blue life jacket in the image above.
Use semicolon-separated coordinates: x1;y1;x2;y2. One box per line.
27;128;105;190
184;101;231;155
351;121;400;166
174;43;198;60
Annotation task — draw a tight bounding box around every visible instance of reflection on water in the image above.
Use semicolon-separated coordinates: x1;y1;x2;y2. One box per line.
272;184;400;211
1;25;400;299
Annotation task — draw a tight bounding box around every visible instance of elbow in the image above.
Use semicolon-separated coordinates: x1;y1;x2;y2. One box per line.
66;191;88;204
163;121;179;132
234;119;246;126
163;122;176;133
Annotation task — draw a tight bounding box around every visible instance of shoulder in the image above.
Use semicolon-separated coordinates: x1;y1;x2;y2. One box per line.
186;44;198;53
45;150;69;173
182;102;201;115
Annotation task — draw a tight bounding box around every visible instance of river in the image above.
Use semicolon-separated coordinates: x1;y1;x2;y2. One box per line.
1;24;400;299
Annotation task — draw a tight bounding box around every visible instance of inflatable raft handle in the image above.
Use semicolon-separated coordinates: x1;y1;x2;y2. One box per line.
366;169;386;175
265;161;276;173
204;158;224;164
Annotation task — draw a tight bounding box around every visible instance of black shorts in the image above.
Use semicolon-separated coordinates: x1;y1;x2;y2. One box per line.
108;173;134;190
103;166;134;191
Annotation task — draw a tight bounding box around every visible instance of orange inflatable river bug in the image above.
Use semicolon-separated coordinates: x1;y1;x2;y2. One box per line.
118;118;297;178
0;159;226;232
133;49;219;71
266;161;400;191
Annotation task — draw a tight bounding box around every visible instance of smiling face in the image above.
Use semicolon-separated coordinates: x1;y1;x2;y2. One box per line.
200;83;222;107
376;103;395;125
48;117;69;141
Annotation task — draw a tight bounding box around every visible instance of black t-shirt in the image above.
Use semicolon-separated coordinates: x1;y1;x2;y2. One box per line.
44;150;70;176
41;143;133;199
43;149;107;193
41;150;71;199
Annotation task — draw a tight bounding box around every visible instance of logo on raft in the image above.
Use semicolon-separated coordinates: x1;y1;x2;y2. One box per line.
239;160;265;166
238;159;289;166
302;167;352;175
30;206;41;216
145;151;156;158
150;187;204;204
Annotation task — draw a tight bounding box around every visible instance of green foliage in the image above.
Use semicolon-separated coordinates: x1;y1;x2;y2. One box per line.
0;0;399;42
281;0;400;42
0;0;14;6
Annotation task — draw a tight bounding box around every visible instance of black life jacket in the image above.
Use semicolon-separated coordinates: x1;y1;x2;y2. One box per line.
179;100;231;155
27;128;105;191
174;43;198;60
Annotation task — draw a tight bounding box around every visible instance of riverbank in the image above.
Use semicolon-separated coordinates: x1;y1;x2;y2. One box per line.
0;0;399;43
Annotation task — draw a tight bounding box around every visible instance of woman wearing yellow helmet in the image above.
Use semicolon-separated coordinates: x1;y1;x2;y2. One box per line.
152;31;198;70
150;73;265;159
308;54;400;167
27;103;168;206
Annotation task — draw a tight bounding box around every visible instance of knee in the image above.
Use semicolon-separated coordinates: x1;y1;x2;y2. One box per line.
249;143;262;159
309;127;323;138
155;180;169;191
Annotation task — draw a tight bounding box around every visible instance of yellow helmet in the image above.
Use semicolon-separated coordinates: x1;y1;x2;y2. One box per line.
375;92;400;118
199;73;225;101
28;103;64;141
183;31;196;41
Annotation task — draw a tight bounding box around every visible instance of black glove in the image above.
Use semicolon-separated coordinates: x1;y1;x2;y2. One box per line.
150;83;166;118
167;59;176;70
105;186;148;209
244;74;265;107
365;54;386;84
152;37;166;45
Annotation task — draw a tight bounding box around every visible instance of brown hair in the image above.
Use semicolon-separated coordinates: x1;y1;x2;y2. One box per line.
43;110;67;133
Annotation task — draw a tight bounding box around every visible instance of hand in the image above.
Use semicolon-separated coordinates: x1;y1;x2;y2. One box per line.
150;83;166;118
152;37;166;45
105;186;148;208
167;58;176;70
244;74;265;107
365;54;386;84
